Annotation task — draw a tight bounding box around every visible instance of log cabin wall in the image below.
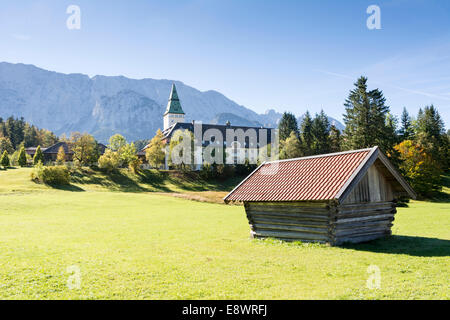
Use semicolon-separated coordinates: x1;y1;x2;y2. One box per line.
244;201;332;243
331;201;396;245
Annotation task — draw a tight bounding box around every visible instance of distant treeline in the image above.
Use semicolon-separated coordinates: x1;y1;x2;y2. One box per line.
0;116;58;153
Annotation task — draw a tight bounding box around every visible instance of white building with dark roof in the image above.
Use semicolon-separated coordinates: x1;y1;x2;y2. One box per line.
142;83;274;169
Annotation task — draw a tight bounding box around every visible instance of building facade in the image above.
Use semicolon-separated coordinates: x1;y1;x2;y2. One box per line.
143;84;275;169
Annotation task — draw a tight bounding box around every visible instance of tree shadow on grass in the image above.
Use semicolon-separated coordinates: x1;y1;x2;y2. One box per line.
49;184;85;192
135;170;171;192
427;174;450;203
64;167;246;194
343;235;450;257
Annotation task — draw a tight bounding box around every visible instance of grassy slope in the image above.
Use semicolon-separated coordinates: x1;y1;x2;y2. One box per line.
0;169;448;299
0;167;242;203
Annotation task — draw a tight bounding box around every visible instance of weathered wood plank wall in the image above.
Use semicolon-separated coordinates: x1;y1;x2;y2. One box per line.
343;165;394;204
244;202;331;243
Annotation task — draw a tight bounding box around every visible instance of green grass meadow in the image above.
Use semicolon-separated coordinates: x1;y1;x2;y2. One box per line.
0;168;448;299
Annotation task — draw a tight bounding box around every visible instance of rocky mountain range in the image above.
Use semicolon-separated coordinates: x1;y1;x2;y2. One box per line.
0;62;344;143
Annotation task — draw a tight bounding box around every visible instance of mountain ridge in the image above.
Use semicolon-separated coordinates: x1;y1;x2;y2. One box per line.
0;62;344;142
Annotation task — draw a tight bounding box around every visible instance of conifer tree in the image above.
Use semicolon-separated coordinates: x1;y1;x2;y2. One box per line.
278;112;299;141
33;145;44;165
18;146;27;167
414;105;446;169
299;111;313;155
1;150;10;169
342;76;391;152
329;125;342;153
399;107;413;140
311;110;331;155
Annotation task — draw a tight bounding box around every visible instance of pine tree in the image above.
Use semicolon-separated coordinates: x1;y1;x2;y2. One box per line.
18;146;27;167
0;137;14;155
342;76;391;151
383;113;399;150
329;125;342;153
33;145;44;165
311;110;331;155
414;105;446;168
1;150;10;169
399;107;413;140
278;112;299;141
299;111;313;155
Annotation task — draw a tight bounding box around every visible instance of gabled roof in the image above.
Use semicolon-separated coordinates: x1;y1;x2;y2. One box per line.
43;141;107;154
224;146;416;203
43;142;72;154
164;83;185;115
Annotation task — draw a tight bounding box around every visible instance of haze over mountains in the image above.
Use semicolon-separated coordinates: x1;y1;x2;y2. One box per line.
0;62;344;142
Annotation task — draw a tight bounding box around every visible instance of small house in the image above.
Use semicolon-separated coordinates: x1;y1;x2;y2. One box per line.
224;147;416;245
26;142;107;162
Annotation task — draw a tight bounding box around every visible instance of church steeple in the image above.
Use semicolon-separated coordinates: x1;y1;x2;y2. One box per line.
163;83;186;130
164;84;185;115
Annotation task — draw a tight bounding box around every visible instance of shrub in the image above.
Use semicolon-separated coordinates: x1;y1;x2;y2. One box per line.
128;157;142;174
98;149;121;173
32;163;70;185
31;161;44;182
1;150;10;168
199;163;214;180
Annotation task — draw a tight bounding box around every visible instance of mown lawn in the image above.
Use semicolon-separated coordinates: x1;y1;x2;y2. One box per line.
0;168;448;299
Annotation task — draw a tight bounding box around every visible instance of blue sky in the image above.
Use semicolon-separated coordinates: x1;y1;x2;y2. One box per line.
0;0;449;127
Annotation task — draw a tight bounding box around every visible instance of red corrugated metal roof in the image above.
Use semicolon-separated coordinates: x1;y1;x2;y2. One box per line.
224;148;373;202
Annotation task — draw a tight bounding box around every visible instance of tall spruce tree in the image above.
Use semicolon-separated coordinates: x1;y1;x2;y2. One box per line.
299;111;313;155
278;112;299;141
311;110;331;155
329;125;342;153
342;76;391;152
414;105;446;169
399;107;413;140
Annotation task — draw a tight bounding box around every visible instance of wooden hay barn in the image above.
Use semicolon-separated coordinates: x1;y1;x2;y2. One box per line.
224;147;416;245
